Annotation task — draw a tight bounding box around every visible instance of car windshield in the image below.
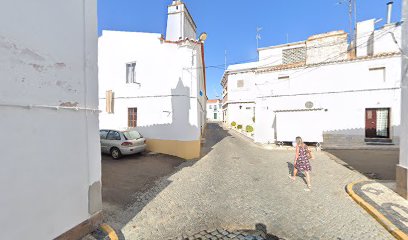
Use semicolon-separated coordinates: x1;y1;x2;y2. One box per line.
123;130;142;140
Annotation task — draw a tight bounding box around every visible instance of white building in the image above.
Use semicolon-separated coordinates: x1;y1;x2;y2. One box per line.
99;0;207;160
221;4;403;147
255;19;402;147
0;0;101;239
221;62;258;128
397;0;408;199
206;99;223;121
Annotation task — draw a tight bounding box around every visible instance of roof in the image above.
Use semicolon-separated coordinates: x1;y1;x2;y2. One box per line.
227;61;259;71
207;99;220;103
256;52;400;73
257;41;305;52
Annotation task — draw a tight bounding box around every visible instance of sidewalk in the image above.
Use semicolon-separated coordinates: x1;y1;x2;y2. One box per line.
347;180;408;239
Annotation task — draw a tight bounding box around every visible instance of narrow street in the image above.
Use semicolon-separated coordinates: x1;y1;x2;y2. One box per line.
105;123;393;240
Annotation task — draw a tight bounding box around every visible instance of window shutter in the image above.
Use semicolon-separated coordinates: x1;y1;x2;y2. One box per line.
106;90;113;113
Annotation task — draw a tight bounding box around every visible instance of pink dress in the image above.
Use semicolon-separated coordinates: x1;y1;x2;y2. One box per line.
295;145;312;172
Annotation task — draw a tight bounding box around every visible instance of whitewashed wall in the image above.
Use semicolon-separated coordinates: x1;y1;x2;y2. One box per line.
223;66;257;126
0;0;100;239
227;103;256;127
255;56;402;144
166;3;196;41
206;101;223;121
98;31;205;141
258;42;305;67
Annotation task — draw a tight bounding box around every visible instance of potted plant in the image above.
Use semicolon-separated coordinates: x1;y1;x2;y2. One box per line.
237;124;243;132
246;125;254;137
231;121;236;129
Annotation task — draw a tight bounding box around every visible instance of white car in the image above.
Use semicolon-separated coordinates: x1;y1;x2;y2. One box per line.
100;129;146;159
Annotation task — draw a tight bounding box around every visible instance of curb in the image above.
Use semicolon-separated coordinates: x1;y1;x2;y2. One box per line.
99;224;119;240
346;181;408;240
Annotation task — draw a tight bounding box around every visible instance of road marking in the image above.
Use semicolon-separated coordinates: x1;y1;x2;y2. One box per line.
346;181;408;240
100;223;119;240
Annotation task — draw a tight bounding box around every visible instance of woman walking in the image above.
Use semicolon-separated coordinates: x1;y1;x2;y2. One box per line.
290;136;313;191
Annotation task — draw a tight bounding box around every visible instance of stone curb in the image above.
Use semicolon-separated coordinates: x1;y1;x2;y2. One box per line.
346;181;408;240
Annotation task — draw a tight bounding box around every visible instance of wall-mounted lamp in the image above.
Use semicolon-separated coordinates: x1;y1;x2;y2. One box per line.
198;32;208;42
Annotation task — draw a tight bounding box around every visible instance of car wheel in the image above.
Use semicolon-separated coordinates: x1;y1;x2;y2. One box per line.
110;147;122;159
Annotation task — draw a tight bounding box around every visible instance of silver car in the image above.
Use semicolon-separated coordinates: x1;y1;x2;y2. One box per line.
100;129;146;159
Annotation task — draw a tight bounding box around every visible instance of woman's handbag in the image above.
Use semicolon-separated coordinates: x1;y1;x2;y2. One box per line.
306;146;313;159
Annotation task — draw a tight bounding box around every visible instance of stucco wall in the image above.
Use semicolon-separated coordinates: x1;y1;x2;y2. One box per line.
206;101;223;121
255;56;402;144
98;31;204;142
399;0;408;168
0;0;100;239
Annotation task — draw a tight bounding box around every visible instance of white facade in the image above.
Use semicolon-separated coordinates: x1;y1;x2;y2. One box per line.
0;0;101;239
221;62;257;128
222;17;403;147
166;0;197;41
206;100;223;122
397;0;408;198
99;1;206;159
255;55;401;145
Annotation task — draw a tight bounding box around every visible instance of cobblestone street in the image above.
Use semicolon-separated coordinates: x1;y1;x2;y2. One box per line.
106;123;393;240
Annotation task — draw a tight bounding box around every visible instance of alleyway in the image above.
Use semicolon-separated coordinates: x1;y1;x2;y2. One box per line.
107;123;392;239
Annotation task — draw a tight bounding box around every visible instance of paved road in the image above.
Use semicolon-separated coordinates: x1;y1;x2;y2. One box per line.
108;123;393;240
326;149;399;180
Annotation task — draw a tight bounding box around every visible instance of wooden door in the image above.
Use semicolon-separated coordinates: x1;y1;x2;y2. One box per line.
365;109;377;138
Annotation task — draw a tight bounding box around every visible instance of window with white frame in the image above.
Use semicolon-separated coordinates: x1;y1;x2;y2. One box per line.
126;62;137;84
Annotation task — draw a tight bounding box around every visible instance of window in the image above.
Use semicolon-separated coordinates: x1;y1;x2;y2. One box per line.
123;130;142;140
126;62;137;84
128;108;137;128
237;80;244;88
209;105;212;109
365;108;390;139
219;104;222;109
282;47;306;64
369;67;386;82
246;107;251;110
214;105;217;110
106;90;114;113
214;113;218;120
107;131;121;140
99;130;109;139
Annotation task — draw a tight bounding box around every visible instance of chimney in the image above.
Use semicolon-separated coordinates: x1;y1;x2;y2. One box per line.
387;1;394;24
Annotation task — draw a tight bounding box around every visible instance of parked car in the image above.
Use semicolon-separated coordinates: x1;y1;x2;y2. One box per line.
100;129;146;159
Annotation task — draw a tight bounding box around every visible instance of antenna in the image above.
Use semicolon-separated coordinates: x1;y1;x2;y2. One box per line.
256;26;262;50
337;0;357;44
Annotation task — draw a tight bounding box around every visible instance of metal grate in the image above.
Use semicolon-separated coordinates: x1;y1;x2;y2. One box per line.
282;47;306;64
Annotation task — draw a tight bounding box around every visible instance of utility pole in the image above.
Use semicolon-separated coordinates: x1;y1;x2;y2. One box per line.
397;0;408;199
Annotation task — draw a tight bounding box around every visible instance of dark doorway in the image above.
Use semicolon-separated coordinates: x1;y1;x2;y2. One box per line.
365;108;390;139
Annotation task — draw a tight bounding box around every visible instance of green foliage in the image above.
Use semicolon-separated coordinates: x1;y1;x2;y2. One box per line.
246;125;254;133
231;121;236;127
237;124;243;129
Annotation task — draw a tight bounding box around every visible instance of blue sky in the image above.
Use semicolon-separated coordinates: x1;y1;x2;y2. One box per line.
98;0;402;99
